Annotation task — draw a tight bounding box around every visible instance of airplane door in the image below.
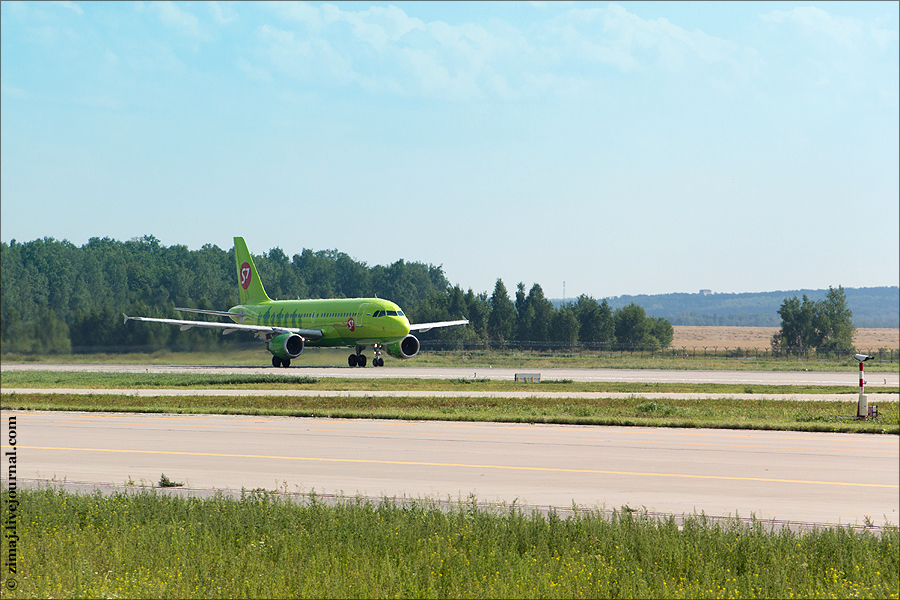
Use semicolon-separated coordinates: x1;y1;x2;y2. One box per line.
355;303;369;327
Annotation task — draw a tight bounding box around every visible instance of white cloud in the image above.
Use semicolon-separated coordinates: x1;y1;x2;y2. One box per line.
759;6;898;103
398;46;483;100
1;82;36;100
762;7;861;49
762;6;899;55
50;1;82;15
256;24;357;86
247;2;762;101
265;0;322;29
152;1;207;41
236;57;272;83
208;1;236;26
550;3;744;74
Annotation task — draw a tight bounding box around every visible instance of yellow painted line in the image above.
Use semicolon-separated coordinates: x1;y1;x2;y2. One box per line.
13;445;898;488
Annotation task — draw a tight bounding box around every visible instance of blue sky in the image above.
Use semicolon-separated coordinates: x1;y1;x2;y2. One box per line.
2;1;897;299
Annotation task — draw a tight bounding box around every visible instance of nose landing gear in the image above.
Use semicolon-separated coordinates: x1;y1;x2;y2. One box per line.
372;343;385;367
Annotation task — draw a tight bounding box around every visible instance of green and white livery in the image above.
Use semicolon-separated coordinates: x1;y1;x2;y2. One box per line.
124;237;468;368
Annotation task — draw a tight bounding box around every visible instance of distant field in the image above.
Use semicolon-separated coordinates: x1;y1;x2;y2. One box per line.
672;326;899;350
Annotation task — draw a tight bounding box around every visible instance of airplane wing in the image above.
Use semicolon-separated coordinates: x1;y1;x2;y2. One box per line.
123;314;324;341
175;307;247;321
407;319;469;333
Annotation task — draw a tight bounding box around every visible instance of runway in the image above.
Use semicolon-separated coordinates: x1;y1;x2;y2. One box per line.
4;410;898;528
4;363;899;387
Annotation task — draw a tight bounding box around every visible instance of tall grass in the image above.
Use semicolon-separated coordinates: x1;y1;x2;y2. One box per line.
3;487;897;599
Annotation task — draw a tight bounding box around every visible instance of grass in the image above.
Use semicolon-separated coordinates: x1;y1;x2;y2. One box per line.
408;350;900;373
3;486;896;599
157;473;183;488
3;370;896;396
3;393;897;434
2;346;897;372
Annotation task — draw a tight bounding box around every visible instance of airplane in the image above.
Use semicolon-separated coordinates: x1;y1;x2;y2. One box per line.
124;237;468;368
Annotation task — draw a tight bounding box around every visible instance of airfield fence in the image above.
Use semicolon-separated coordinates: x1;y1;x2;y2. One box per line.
418;340;898;363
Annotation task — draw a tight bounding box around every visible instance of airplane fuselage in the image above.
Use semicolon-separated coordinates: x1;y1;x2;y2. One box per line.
229;298;411;347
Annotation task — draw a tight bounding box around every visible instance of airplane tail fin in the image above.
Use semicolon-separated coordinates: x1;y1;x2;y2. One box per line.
234;237;272;306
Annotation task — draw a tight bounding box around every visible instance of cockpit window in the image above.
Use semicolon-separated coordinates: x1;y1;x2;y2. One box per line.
386;310;398;316
397;310;404;317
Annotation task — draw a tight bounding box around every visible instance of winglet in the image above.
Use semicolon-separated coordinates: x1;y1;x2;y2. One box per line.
123;313;131;325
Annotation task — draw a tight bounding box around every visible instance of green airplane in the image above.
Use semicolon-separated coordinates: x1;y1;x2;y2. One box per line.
124;237;468;368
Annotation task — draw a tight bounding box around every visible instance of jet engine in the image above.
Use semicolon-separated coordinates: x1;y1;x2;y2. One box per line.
268;333;305;360
386;334;420;359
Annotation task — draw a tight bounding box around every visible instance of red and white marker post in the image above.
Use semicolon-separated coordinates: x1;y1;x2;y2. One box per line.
857;360;868;420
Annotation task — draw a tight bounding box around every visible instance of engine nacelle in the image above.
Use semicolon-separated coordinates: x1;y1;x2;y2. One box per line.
268;333;305;360
386;334;420;360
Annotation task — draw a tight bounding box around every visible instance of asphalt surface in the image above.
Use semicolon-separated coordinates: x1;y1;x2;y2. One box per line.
4;363;899;387
3;411;898;528
4;363;897;402
3;364;897;528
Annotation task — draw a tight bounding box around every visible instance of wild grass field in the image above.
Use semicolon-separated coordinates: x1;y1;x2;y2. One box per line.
2;487;896;599
671;326;899;350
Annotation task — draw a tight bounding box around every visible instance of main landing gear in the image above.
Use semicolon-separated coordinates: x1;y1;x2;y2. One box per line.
272;356;291;368
348;345;385;367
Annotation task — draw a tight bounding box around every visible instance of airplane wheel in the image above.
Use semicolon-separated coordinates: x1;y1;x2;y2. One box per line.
282;358;291;368
358;355;367;367
375;358;384;367
272;356;282;368
348;354;358;367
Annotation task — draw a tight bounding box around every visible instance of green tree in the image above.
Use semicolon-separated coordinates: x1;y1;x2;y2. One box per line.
464;289;490;340
774;287;854;354
771;296;805;350
487;279;516;342
650;316;674;347
614;303;648;348
573;295;616;346
550;305;579;345
526;284;553;343
816;286;855;353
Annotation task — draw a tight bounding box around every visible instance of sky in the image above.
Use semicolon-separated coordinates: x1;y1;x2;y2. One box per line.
1;1;898;299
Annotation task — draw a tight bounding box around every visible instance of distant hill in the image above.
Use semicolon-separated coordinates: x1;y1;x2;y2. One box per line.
552;287;899;328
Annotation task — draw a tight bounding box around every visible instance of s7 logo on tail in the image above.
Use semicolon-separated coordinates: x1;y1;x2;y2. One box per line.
240;263;252;290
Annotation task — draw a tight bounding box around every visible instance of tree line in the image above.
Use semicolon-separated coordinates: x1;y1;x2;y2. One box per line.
770;286;855;354
0;236;672;354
